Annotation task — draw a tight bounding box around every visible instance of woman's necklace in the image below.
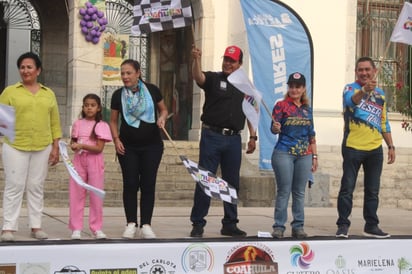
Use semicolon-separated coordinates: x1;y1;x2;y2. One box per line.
128;81;139;92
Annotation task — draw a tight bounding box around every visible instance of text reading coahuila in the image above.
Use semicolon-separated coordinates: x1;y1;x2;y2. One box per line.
225;264;277;273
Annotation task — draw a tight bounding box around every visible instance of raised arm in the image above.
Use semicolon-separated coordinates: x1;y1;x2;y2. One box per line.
192;46;205;85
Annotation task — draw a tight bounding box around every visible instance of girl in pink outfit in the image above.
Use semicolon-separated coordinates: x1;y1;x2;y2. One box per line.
69;94;112;240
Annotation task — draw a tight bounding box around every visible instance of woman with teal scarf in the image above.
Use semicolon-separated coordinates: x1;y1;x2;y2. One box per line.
109;59;168;239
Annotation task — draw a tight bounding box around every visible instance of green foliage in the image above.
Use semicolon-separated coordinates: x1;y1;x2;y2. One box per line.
379;60;412;133
394;82;412;132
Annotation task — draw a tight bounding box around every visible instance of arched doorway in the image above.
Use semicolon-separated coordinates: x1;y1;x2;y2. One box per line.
0;0;40;92
152;29;193;140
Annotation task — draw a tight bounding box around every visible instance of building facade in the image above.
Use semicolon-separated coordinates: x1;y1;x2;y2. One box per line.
1;0;410;145
1;0;412;208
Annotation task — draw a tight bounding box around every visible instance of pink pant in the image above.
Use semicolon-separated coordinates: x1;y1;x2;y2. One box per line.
69;152;104;233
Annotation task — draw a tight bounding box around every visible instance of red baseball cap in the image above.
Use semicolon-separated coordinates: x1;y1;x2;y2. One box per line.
223;45;242;62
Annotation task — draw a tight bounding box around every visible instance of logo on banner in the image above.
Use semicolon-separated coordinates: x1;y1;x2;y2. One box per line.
397;257;412;274
0;264;15;274
54;265;85;274
19;263;50;274
90;268;137;274
357;257;395;272
289;242;315;269
223;242;278;274
181;243;214;272
247;13;292;28
138;258;177;274
325;255;355;274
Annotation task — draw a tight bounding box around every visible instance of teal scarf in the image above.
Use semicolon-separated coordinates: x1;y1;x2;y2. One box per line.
121;80;155;128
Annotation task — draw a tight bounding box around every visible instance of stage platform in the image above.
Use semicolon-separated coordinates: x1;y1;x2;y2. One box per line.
1;207;412;273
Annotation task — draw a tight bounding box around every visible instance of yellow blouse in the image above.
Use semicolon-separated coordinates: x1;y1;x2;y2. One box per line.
0;82;62;151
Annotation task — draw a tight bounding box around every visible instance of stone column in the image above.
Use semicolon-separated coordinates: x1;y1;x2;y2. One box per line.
66;0;104;136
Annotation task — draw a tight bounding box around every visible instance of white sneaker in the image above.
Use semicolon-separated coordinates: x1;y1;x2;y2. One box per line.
140;224;156;239
31;230;48;240
122;223;137;239
94;230;107;239
0;231;15;242
71;230;81;240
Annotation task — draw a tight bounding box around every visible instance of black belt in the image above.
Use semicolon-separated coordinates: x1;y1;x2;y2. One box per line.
202;123;240;136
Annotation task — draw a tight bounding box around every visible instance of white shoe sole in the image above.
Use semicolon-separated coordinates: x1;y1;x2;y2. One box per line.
362;232;390;239
336;234;348;238
140;225;156;239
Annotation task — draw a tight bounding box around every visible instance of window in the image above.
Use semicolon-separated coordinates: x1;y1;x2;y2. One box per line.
357;0;410;112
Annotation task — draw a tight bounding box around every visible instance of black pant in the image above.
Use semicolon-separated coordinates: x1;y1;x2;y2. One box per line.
337;146;383;228
117;143;163;226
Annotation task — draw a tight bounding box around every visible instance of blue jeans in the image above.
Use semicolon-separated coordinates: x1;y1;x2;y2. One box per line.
271;150;312;231
337;146;383;229
190;128;241;227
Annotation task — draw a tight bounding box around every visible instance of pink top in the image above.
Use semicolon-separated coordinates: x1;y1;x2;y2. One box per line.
71;119;112;151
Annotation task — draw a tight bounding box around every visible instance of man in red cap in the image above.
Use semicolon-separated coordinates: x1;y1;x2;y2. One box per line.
189;45;257;238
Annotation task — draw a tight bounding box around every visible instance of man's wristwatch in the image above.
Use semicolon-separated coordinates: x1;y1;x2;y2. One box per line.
249;136;258;141
388;145;395;150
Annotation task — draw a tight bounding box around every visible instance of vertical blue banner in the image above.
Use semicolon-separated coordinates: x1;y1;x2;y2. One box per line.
240;0;313;170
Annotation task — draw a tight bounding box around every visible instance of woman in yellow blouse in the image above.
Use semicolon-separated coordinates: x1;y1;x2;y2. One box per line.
0;52;62;242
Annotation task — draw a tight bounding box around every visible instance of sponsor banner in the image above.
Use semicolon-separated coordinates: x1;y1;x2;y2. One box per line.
1;239;411;273
240;0;313;170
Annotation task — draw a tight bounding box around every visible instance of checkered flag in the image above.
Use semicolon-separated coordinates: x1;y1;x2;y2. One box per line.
180;155;238;204
132;0;193;36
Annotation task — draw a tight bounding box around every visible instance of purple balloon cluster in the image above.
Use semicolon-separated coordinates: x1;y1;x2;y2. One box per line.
79;2;107;44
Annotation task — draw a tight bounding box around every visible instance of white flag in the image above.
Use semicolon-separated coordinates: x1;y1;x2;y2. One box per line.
390;2;412;45
0;103;15;142
227;67;262;131
58;141;105;199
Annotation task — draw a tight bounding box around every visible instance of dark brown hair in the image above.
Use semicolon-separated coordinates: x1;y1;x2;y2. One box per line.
355;56;376;70
17;52;42;69
81;93;103;140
